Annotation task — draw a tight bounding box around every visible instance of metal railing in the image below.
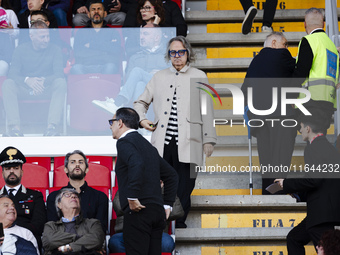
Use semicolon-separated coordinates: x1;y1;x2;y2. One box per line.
325;0;339;136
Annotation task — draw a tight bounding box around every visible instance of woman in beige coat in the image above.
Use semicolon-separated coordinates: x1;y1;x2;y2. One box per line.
134;36;217;228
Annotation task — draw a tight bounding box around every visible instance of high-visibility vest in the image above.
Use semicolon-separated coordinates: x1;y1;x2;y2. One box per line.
297;32;339;108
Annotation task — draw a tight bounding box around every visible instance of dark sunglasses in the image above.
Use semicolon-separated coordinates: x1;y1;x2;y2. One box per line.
108;118;119;126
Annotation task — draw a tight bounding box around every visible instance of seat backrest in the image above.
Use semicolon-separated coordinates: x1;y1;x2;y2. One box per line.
54;156;113;170
26;157;51;172
53;162;111;188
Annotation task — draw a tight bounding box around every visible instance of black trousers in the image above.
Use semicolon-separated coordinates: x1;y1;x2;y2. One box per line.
163;136;196;226
123;203;166;255
287;218;335;255
254;120;297;194
239;0;278;27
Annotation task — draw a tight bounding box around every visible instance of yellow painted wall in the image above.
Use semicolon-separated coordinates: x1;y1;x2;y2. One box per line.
202;246;316;255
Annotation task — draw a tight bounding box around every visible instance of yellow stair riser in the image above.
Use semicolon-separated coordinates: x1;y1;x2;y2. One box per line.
215;123;334;136
202;246;316;255
207;22;340;33
191;189;262;196
207;22;307;33
207;47;298;59
201;213;306;228
205;156;305;171
207;0;340;11
207;72;246;79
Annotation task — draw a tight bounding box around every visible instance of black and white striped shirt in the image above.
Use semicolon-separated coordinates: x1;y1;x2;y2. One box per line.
165;89;178;145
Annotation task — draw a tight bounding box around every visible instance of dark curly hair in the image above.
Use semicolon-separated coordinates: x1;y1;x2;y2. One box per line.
136;0;165;25
318;229;340;255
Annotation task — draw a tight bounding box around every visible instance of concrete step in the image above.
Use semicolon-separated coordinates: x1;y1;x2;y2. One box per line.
187;32;305;46
185;9;309;23
205;0;340;11
192;58;252;72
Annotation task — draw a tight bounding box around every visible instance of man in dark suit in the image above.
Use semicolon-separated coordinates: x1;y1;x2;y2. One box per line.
275;110;340;255
110;107;178;255
0;146;47;249
241;32;297;193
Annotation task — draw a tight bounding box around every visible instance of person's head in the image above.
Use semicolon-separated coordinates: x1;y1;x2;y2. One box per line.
304;7;324;34
30;10;50;27
165;36;195;71
264;32;288;49
27;0;44;11
0;195;16;228
0;146;26;187
299;109;327;141
109;107;139;139
137;0;164;25
29;21;50;50
0;0;13;10
88;0;107;27
55;188;81;218
317;229;340;255
140;24;162;49
64;150;89;181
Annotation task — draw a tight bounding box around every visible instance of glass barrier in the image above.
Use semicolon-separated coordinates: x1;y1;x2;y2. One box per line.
0;27;175;137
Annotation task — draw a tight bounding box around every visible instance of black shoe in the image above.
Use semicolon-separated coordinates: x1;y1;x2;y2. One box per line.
44;126;60;136
4;128;24;137
242;6;257;35
175;222;187;228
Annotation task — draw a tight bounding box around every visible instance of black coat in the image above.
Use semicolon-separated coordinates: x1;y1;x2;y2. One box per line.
115;131;178;212
18;7;58;28
283;135;340;229
241;47;296;120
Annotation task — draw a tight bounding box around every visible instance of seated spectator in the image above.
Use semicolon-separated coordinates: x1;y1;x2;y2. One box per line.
92;24;169;113
72;0;125;27
2;21;67;136
42;189;105;254
0;0;19;29
0;31;14;76
18;0;58;28
317;229;340;255
108;190;175;253
46;150;108;233
43;0;69;26
124;0;187;36
0;195;40;254
71;0;121;74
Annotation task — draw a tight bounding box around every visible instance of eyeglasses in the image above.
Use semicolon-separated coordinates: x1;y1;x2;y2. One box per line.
108;118;119;126
169;49;187;57
30;18;47;25
140;6;153;12
62;192;78;198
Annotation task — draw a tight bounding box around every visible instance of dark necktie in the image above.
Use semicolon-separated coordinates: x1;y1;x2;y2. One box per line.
8;188;15;198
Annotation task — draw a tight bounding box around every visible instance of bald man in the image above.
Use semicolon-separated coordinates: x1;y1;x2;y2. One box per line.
241;32;296;194
293;7;339;134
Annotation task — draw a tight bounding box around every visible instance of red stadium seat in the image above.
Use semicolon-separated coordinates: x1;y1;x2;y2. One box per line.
26;157;51;172
0;163;49;201
53;162;111;188
54;156;113;171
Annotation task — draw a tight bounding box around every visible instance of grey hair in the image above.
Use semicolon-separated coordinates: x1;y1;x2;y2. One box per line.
0;194;10;200
305;7;324;18
264;32;286;47
164;35;196;64
55;188;80;218
29;20;49;36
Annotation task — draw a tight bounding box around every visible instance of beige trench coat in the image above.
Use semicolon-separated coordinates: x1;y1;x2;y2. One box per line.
134;64;217;167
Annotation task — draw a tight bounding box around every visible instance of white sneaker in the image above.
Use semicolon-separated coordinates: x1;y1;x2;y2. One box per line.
262;26;273;32
92;97;119;115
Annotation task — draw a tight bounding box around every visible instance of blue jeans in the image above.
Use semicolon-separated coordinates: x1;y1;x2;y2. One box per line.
71;63;118;74
108;232;175;253
53;8;68;27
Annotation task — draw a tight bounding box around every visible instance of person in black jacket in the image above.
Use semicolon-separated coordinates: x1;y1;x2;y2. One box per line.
0;146;47;250
110;107;178;254
123;0;187;36
241;32;297;193
18;0;58;28
275;110;340;255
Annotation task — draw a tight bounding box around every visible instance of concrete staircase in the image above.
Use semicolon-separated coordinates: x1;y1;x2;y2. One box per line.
175;0;339;254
